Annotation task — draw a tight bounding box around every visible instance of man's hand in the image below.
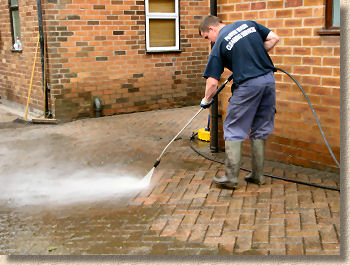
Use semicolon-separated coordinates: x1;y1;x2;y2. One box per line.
200;97;214;109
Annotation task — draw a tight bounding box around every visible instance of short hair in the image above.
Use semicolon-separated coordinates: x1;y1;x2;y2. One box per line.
198;15;222;36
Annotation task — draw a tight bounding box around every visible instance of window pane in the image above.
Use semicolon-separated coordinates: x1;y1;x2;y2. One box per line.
11;0;18;7
149;19;175;47
149;0;175;13
333;0;340;27
12;10;21;40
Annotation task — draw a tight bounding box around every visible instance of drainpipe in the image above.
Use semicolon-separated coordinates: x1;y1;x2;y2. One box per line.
36;0;48;117
210;0;219;153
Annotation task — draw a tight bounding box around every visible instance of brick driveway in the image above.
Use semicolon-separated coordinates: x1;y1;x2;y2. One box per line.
0;105;340;255
132;139;340;255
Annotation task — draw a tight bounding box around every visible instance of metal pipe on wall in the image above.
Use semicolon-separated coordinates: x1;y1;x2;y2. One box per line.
36;0;48;117
210;0;219;153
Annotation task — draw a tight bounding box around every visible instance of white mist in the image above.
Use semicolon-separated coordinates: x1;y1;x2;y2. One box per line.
0;166;151;207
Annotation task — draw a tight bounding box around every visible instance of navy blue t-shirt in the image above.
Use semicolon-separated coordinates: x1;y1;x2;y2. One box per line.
203;20;275;84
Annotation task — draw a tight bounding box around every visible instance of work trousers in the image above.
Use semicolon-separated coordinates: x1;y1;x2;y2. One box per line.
224;71;276;141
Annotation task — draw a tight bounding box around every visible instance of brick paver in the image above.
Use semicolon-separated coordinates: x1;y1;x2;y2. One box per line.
0;105;340;255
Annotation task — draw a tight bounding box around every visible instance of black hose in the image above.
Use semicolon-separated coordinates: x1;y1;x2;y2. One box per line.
190;133;340;192
275;67;340;168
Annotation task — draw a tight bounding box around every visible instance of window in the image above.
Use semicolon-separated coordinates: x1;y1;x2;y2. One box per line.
318;0;340;35
9;0;22;51
145;0;180;52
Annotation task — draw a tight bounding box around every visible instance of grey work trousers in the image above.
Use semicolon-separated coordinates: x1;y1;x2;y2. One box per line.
224;71;276;141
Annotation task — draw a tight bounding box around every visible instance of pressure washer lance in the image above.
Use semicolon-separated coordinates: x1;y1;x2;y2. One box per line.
143;77;232;185
150;74;234;171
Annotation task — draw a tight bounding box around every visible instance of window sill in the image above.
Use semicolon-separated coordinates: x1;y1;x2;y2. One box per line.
11;48;23;53
146;49;182;54
317;28;340;36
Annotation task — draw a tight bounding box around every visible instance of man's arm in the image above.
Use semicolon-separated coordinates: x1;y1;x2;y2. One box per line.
264;31;279;52
204;77;219;102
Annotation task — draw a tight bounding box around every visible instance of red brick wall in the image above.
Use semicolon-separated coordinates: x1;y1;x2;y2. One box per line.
43;0;209;120
0;1;45;113
1;0;209;120
216;0;340;171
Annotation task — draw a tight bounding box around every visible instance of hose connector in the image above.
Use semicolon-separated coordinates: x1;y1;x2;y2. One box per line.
153;160;160;168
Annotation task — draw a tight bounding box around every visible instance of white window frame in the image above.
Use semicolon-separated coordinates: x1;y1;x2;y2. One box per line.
9;0;22;50
145;0;180;52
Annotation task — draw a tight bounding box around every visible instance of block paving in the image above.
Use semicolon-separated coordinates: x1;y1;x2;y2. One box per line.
0;105;340;255
132;157;340;255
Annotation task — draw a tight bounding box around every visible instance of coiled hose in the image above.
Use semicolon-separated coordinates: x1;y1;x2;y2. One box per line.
189;67;340;192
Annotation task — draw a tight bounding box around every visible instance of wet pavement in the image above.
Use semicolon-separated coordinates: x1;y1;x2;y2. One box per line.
0;103;340;255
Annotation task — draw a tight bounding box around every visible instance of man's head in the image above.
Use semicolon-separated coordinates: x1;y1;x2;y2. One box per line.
199;15;224;45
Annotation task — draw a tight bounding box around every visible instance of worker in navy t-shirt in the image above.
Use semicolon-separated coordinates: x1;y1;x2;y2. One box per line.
199;15;279;189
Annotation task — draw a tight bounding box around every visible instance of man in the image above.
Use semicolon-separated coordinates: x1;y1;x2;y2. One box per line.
199;15;279;189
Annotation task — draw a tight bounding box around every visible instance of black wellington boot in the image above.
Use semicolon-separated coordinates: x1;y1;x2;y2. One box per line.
245;139;266;185
213;140;241;189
